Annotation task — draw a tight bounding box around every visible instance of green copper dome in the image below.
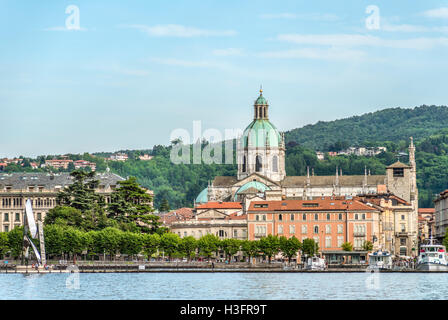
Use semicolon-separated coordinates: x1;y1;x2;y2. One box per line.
242;119;282;148
234;181;270;200
195;187;208;204
255;95;268;105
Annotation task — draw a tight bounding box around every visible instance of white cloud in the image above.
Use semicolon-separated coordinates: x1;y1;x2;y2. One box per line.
43;26;87;31
259;13;339;21
212;48;244;56
423;7;448;19
382;23;448;33
121;24;236;37
258;47;366;61
150;58;228;68
277;33;448;49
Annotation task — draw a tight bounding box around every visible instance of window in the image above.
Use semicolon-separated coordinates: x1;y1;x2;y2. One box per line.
338;213;343;220
400;238;406;246
199;230;203;237
290;214;294;221
314;214;318;221
256;215;259;221
15;213;20;222
242;155;247;172
278;225;283;234
301;225;307;234
272;155;278;172
401;224;406;232
4;213;9;222
262;215;266;221
393;168;404;177
278;214;283;221
184;231;187;237
255;155;262;172
314;226;319;234
327;213;330;221
325;225;331;234
289;225;295;234
337;236;344;247
234;230;238;238
325;236;332;248
218;230;225;237
302;214;306;221
362;214;366;220
355;214;359;220
337;225;343;234
399;246;407;256
4;226;8;232
401;215;405;220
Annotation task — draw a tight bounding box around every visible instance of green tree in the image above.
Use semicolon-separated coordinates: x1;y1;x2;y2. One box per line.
97;227;122;259
160;233;180;260
279;236;302;263
159;198;170;212
241;240;259;263
7;226;24;259
142;233;161;259
44;206;83;228
0;232;9;258
178;236;197;261
302;238;319;256
258;235;280;263
198;234;220;261
341;242;353;251
362;240;374;252
119;232;143;258
108;177;157;233
221;238;241;262
44;224;65;258
63;227;85;263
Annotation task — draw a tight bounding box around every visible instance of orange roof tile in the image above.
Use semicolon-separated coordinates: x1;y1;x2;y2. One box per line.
419;208;435;214
248;198;377;212
196;202;242;209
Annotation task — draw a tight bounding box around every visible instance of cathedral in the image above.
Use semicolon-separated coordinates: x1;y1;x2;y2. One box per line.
195;89;418;215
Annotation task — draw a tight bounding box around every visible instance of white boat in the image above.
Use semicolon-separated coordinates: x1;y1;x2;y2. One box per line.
417;238;448;271
306;256;326;270
368;250;393;270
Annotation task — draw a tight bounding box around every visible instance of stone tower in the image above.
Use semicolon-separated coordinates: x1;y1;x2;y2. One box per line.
237;89;286;182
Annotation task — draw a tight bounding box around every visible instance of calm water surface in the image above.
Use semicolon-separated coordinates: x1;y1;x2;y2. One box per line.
1;272;447;300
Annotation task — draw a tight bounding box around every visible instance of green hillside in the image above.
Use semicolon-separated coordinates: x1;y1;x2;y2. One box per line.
285;105;448;151
4;105;448;209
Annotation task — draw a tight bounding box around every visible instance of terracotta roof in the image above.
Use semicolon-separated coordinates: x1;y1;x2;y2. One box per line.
225;212;247;220
212;176;238;187
160;207;194;224
419;208;435;214
248;197;377;212
281;175;385;187
196;202;242;209
386;161;411;169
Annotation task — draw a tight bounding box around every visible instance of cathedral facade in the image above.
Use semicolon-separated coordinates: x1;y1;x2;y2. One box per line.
196;90;418;212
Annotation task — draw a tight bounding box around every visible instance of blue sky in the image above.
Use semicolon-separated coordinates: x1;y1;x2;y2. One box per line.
2;0;448;157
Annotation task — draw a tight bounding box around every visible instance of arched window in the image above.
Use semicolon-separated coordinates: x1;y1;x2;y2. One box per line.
355;214;359;220
279;214;283;221
314;226;319;234
242;155;247;172
303;213;306;221
272;155;278;172
256;155;262;172
327;213;330;221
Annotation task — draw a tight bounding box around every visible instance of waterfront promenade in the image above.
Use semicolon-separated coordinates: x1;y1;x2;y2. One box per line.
0;261;440;273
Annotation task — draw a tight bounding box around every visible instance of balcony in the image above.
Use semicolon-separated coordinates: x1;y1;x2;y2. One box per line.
395;232;409;237
254;233;266;238
353;232;366;237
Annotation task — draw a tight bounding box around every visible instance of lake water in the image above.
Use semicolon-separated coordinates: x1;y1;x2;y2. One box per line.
1;272;448;300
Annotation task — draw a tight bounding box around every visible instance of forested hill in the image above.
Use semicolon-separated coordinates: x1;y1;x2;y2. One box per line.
285;105;448;151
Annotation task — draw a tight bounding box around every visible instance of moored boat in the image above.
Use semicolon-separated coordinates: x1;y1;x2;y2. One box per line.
306;256;327;270
417;238;448;271
368;250;392;270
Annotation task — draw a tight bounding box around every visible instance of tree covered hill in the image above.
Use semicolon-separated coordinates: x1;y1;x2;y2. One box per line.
285;105;448;151
4;106;448;209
